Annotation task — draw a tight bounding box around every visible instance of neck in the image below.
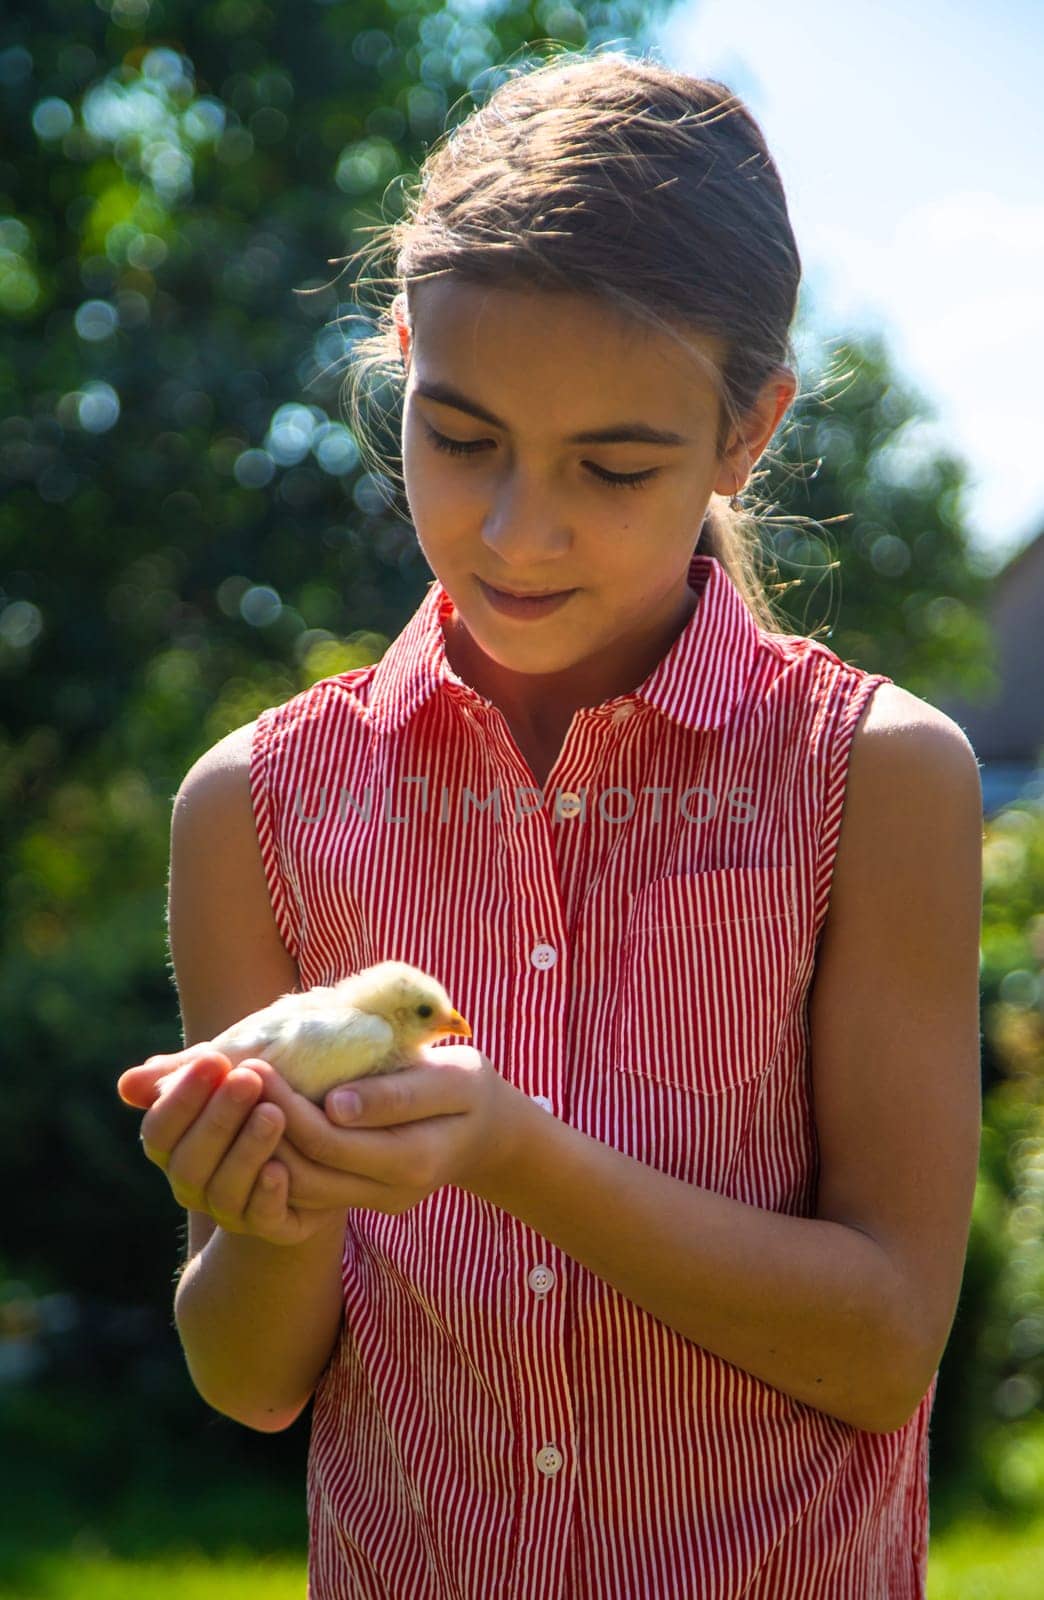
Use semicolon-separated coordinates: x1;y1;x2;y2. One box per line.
443;583;699;743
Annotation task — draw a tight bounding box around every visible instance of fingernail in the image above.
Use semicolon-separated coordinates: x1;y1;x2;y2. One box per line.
330;1089;361;1122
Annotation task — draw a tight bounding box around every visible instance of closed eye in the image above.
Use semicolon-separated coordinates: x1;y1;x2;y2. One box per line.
420;421;659;492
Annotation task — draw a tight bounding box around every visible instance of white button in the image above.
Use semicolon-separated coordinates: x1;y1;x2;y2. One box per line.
528;1265;556;1296
530;1094;553;1113
530;943;557;970
535;1444;563;1477
612;703;635;722
555;790;583;819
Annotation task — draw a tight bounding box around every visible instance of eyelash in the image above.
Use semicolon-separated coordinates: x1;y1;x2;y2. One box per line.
421;422;659;492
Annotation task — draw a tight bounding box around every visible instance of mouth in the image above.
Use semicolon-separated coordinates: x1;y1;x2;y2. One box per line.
477;578;578;618
485;583;573;599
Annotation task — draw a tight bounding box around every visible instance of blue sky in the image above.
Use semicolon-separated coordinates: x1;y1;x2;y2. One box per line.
651;0;1043;568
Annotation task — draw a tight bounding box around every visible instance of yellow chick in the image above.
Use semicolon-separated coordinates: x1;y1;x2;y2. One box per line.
205;960;471;1104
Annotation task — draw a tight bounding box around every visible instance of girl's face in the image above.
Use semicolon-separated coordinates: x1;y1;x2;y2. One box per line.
398;278;786;697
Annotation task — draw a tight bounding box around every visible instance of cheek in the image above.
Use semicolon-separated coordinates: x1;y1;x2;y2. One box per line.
403;433;471;514
400;427;426;498
402;446;450;536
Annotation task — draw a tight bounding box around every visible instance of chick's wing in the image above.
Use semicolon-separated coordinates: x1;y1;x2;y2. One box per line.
213;999;397;1100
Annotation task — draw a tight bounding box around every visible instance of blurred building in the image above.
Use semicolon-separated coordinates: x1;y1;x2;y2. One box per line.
936;524;1044;816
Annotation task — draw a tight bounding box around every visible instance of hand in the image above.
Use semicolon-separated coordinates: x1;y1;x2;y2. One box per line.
117;1048;347;1246
257;1044;527;1217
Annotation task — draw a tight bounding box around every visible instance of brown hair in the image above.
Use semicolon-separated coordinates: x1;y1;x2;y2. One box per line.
338;44;807;634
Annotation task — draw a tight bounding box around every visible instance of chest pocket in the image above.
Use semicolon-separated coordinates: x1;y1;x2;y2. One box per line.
612;865;798;1095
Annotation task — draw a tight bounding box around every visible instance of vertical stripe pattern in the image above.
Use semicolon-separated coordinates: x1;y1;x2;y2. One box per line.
249;552;932;1599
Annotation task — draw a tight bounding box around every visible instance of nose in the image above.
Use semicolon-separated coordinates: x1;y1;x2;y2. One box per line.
481;463;572;566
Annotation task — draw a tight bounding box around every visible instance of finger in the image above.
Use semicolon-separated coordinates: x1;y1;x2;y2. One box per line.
204;1101;287;1226
161;1068;266;1207
251;1066;346;1166
323;1063;458;1130
138;1055;235;1167
262;1123;404;1208
244;1163;330;1245
278;1117;452;1198
118;1047;231;1110
269;1134;356;1207
243;1161;299;1241
204;1059;351;1180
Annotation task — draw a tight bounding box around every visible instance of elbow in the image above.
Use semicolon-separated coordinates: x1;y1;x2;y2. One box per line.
883;1364;939;1435
177;1318;316;1433
865;1389;932;1435
234;1400;311;1434
861;1399;922;1436
864;1334;939;1435
189;1368;312;1433
853;1260;945;1434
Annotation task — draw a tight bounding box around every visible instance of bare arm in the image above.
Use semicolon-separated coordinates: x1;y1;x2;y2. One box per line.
162;720;347;1431
474;687;983;1432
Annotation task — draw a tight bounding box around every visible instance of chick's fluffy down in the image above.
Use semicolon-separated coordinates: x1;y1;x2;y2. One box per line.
204;960;470;1103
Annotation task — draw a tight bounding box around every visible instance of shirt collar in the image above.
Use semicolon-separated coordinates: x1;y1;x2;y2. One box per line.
367;548;762;736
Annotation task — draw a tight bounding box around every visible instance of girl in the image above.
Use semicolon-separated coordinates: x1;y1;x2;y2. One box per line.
120;48;983;1600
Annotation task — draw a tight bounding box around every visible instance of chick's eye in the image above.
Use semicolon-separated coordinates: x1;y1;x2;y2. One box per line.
416;1003;433;1018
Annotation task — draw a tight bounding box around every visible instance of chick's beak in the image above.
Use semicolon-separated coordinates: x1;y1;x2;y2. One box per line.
442;1009;471;1038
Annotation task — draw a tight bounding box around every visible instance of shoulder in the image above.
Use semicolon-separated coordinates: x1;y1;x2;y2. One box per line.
834;681;983;907
848;681;982;815
175;719;256;821
171;724;262;908
177;671;376;806
253;670;379;762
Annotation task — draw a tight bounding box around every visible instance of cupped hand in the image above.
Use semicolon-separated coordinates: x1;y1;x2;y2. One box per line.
254;1043;527;1217
119;1048;348;1247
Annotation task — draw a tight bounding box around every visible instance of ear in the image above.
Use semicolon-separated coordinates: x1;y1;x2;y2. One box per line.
392;292;411;368
713;366;797;498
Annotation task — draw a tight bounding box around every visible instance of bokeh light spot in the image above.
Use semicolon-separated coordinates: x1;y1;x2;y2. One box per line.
32;98;74;141
233;447;276;488
240;585;282;627
74;299;119;341
77;381;121;433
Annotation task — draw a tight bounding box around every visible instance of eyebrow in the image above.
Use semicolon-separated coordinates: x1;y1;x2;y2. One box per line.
413;380;691;447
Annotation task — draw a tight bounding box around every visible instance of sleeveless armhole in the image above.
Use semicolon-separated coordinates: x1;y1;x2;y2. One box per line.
249;702;303;966
810;666;894;952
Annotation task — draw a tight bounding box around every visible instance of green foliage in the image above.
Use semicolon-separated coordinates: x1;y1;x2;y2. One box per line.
759;332;997;696
1;0;667;1297
923;796;1044;1517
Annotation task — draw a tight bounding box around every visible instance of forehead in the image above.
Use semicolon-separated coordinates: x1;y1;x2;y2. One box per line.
406;276;725;420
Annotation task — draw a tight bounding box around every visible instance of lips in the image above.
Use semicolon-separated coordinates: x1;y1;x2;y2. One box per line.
477;579;577;621
485;583;573;599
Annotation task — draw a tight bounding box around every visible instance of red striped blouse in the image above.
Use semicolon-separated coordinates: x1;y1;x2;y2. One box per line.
250;549;936;1599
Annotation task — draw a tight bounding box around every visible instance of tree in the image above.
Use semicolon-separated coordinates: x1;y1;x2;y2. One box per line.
757;326;997;701
0;0;665;1304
